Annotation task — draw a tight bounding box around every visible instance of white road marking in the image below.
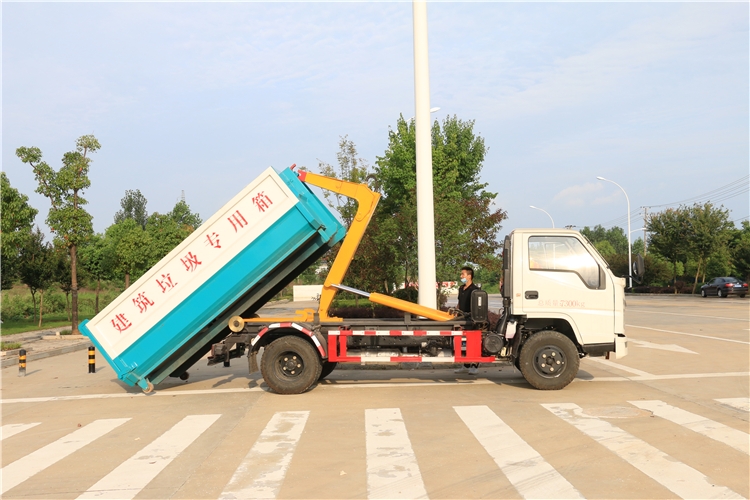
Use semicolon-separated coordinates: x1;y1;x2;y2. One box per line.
220;411;309;499
0;418;130;494
627;309;749;322
454;405;583;499
365;408;428;499
584;357;654;376
629;339;697;354
4;372;750;404
78;414;220;500
1;422;40;441
630;400;748;455
716;397;750;413
626;324;750;344
543;403;743;499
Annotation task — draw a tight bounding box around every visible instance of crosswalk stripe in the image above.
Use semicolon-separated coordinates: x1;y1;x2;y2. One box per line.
543;403;744;499
454;405;583;499
0;418;130;495
716;397;750;413
631;400;749;455
220;411;309;499
365;408;428;499
1;422;40;441
77;414;220;500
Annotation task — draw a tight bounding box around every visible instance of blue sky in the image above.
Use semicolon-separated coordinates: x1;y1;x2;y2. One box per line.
3;2;748;246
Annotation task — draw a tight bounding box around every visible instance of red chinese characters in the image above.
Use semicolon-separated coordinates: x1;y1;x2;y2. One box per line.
156;273;178;293
111;313;132;333
252;191;273;213
180;251;202;272
132;292;155;313
228;210;248;232
205;232;221;249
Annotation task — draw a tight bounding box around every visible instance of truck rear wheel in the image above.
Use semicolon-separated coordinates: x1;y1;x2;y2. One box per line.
519;330;579;390
261;336;322;394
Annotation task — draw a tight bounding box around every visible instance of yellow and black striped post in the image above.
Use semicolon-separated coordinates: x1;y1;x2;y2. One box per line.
18;349;26;377
88;346;96;373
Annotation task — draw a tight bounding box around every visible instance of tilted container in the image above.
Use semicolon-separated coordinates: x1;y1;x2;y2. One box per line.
80;167;345;391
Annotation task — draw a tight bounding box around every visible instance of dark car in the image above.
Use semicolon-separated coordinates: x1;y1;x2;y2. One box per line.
700;277;748;298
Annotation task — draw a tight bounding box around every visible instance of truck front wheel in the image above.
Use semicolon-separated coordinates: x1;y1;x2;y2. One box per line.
519;330;579;390
261;336;322;394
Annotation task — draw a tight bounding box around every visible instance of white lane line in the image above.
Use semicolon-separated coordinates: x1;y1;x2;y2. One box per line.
584;357;654;377
220;411;309;499
0;418;130;494
543;403;743;499
1;422;40;441
627;309;749;322
365;408;428;499
626;324;750;345
629;339;697;354
454;405;582;499
78;414;220;500
716;398;750;413
630;400;748;455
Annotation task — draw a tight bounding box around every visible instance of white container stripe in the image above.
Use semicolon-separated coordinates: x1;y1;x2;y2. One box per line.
220;411;309;499
0;418;130;494
1;422;40;441
365;408;428;499
77;414;220;500
630;400;749;455
543;403;744;500
454;406;583;499
716;397;750;413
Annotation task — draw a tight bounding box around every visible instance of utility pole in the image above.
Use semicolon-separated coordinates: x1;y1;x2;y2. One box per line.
643;206;648;255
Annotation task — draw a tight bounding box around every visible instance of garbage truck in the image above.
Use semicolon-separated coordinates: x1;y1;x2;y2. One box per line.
80;165;631;394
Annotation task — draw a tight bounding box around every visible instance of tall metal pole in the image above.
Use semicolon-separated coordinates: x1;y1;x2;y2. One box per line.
413;0;437;309
529;205;555;228
597;177;632;288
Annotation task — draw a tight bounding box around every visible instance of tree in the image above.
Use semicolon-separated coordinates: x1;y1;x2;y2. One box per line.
17;135;100;333
168;200;202;229
685;202;732;293
114;189;148;229
730;221;750;282
580;225;629;255
18;227;56;327
0;172;38;289
79;233;114;314
373;115;506;293
318;135;371;226
647;207;689;293
106;219;152;289
146;205;198;268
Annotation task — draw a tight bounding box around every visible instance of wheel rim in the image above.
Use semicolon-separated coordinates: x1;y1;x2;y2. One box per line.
276;351;305;378
532;345;566;378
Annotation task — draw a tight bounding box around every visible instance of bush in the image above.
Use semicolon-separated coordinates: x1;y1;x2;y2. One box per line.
1;292;34;321
393;287;418;303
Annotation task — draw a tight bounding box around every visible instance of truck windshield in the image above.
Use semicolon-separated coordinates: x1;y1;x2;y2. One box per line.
528;236;601;288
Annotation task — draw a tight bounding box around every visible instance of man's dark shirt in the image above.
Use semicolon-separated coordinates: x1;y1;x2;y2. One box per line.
457;282;478;313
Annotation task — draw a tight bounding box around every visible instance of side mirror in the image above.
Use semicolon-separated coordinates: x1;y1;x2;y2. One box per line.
632;254;645;283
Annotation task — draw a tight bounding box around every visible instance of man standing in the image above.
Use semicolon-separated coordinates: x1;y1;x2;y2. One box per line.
455;266;479;375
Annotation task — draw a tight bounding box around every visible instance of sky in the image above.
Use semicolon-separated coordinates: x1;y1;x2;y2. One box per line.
3;2;749;248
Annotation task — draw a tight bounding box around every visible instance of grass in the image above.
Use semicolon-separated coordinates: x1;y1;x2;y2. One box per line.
1;314;94;336
1;341;23;350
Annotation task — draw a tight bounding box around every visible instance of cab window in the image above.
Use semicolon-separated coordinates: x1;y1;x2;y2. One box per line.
528;236;602;289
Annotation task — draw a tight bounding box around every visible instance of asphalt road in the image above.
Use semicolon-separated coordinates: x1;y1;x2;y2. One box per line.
2;295;748;499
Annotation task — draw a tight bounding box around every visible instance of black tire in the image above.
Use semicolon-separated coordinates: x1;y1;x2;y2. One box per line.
740;294;746;298
717;288;724;298
318;361;338;380
701;289;707;298
518;330;579;390
261;336;322;394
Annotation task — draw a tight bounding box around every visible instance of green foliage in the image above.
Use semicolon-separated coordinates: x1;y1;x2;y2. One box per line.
318;135;371;226
146;209;195;267
168;200;202;229
106;218;152;287
580;225;629;255
114;189;148;229
729;221;750;281
18;227;56;323
1;342;23;351
594;240;616;257
371;115;506;290
1;172;38;289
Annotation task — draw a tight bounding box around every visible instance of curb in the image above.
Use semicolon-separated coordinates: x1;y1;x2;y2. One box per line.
1;341;91;368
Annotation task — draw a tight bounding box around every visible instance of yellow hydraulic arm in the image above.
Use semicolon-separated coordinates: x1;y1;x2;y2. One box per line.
231;168;454;330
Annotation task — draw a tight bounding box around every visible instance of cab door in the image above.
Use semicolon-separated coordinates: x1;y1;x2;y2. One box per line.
520;234;614;344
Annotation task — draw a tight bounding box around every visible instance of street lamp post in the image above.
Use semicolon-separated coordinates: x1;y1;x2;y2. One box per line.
529;205;555;228
597;176;632;289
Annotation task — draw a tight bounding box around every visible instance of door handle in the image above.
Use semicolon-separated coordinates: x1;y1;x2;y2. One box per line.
525;291;538;299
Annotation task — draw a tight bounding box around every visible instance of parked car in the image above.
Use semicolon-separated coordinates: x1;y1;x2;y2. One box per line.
700;277;748;298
